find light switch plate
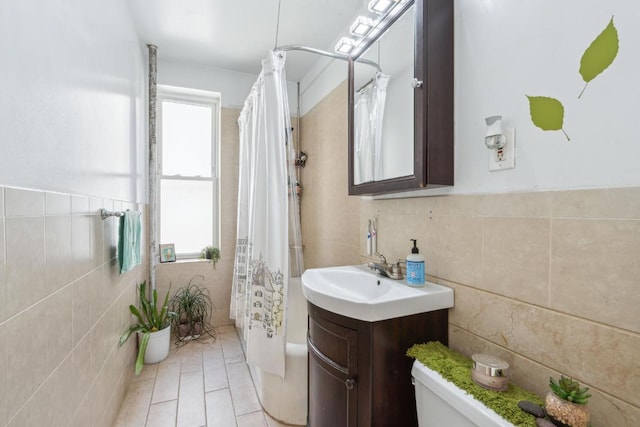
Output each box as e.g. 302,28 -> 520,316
489,128 -> 515,171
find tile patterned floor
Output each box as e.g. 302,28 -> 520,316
114,325 -> 297,427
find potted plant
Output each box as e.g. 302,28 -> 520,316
199,246 -> 220,268
119,281 -> 176,375
545,375 -> 591,427
169,275 -> 214,342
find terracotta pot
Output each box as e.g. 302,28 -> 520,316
193,322 -> 203,336
177,322 -> 203,339
177,324 -> 189,337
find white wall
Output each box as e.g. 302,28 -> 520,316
299,57 -> 346,116
0,0 -> 146,202
158,59 -> 300,113
448,0 -> 640,195
301,0 -> 640,195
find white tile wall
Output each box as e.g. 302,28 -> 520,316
5,217 -> 46,316
45,192 -> 71,216
71,194 -> 91,215
4,188 -> 44,217
0,323 -> 6,426
0,218 -> 5,323
0,185 -> 144,427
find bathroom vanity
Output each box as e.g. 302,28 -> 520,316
301,265 -> 454,426
307,302 -> 448,427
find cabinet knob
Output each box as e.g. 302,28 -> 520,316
411,78 -> 423,89
345,378 -> 356,390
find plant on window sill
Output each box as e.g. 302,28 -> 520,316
199,246 -> 220,268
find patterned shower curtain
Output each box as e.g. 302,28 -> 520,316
231,51 -> 303,377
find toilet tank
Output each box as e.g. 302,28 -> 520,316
411,360 -> 516,427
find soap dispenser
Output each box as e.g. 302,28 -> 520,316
406,239 -> 425,286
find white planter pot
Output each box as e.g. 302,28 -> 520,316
138,325 -> 171,364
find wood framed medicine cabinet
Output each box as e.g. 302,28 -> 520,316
348,0 -> 453,196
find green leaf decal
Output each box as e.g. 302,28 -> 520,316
579,16 -> 619,98
526,95 -> 570,141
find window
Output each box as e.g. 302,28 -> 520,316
158,86 -> 220,258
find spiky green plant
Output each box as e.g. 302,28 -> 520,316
549,375 -> 591,405
169,275 -> 214,341
119,281 -> 176,375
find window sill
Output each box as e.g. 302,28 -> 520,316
159,258 -> 212,265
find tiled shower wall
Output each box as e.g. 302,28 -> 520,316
301,83 -> 640,426
300,81 -> 361,269
0,186 -> 145,427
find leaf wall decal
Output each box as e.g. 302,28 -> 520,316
526,95 -> 570,141
579,16 -> 619,98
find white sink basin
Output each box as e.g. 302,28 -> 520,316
301,265 -> 454,322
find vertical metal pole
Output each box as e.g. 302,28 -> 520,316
148,44 -> 158,290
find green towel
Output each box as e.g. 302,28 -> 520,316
118,211 -> 141,274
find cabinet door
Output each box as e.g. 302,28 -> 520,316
308,311 -> 358,370
308,310 -> 359,427
308,338 -> 358,427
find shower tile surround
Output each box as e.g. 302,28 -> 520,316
299,81 -> 361,269
0,186 -> 145,427
300,83 -> 640,426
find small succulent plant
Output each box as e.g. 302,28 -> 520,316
549,375 -> 591,405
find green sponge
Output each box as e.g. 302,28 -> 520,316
407,341 -> 544,427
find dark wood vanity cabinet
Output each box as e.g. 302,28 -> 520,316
307,302 -> 449,427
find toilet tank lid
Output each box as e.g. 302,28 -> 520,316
411,360 -> 516,427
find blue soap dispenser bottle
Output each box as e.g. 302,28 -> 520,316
406,239 -> 425,286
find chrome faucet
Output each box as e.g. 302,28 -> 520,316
367,252 -> 403,280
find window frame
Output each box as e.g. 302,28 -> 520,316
157,85 -> 221,259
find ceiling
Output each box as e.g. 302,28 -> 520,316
127,0 -> 366,82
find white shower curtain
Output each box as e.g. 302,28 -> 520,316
371,72 -> 389,181
354,71 -> 390,183
354,89 -> 373,183
231,51 -> 303,377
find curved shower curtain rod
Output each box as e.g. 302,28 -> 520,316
274,45 -> 383,73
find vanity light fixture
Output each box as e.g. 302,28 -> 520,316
368,0 -> 400,15
336,0 -> 407,56
335,37 -> 357,54
350,16 -> 376,37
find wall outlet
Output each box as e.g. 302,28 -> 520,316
489,128 -> 515,171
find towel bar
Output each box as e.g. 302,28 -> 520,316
100,208 -> 125,220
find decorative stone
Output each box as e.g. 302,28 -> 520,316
518,400 -> 546,418
536,418 -> 556,427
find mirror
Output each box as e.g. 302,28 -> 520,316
352,5 -> 414,185
348,0 -> 454,195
